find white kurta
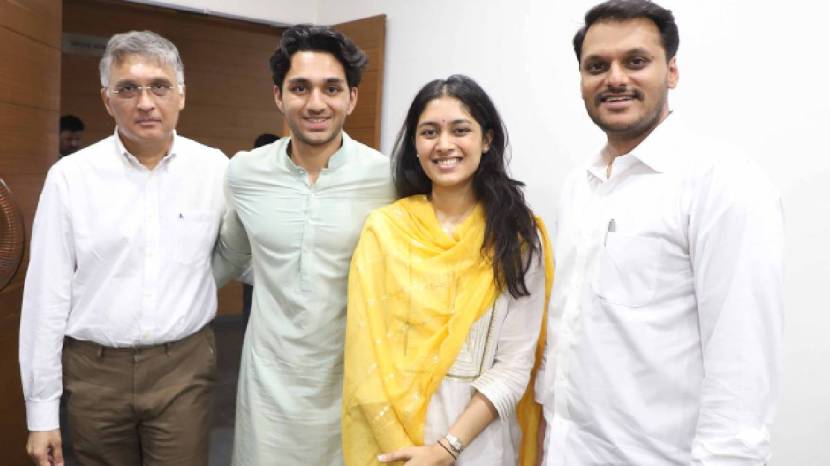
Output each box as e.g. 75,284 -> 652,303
214,134 -> 394,466
423,251 -> 547,466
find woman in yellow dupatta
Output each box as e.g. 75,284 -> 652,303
343,75 -> 553,466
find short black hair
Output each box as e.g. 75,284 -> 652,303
573,0 -> 679,63
60,114 -> 85,132
253,133 -> 279,148
269,24 -> 367,89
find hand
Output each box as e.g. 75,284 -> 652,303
378,444 -> 455,465
26,430 -> 64,466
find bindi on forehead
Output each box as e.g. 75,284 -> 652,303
418,117 -> 473,128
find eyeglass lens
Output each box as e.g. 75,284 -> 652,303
113,83 -> 173,98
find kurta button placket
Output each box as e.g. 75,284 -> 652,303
298,180 -> 317,292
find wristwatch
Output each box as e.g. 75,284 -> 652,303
444,434 -> 464,455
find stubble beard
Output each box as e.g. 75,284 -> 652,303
587,87 -> 669,143
289,120 -> 342,149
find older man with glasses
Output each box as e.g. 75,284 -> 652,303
19,30 -> 227,466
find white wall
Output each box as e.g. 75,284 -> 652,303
135,1 -> 830,463
317,2 -> 830,465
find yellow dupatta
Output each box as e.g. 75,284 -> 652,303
342,195 -> 553,466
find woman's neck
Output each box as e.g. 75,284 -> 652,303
430,184 -> 477,235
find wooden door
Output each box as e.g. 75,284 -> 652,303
335,15 -> 386,150
0,0 -> 62,463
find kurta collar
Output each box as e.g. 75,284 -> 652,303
279,131 -> 353,174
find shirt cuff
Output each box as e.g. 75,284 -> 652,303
26,399 -> 61,431
471,373 -> 516,420
690,426 -> 771,465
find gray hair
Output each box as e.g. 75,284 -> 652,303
99,30 -> 185,88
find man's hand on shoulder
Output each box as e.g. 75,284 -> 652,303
26,430 -> 63,466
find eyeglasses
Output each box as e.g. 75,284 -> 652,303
110,83 -> 176,99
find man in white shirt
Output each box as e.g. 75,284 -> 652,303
537,1 -> 784,464
20,31 -> 227,466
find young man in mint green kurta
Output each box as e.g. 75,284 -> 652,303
212,25 -> 393,466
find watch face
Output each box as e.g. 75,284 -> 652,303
445,434 -> 463,452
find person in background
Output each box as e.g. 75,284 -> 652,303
253,132 -> 279,149
212,24 -> 394,466
536,1 -> 784,464
21,30 -> 227,466
342,74 -> 553,466
58,114 -> 85,157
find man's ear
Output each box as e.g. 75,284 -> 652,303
667,56 -> 679,89
178,84 -> 186,111
347,87 -> 359,115
273,85 -> 284,113
101,87 -> 115,118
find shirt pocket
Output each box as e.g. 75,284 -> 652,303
174,209 -> 215,265
592,232 -> 663,307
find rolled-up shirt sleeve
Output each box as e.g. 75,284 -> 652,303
19,166 -> 75,431
689,160 -> 784,465
472,250 -> 547,419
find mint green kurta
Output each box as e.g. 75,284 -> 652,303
214,133 -> 394,466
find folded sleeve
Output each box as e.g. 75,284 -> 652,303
472,250 -> 547,419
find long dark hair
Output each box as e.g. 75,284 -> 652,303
392,75 -> 540,298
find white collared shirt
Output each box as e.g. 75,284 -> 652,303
19,129 -> 228,431
537,115 -> 784,465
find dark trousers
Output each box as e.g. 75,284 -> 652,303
62,326 -> 217,466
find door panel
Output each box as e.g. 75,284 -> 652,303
0,1 -> 62,463
335,15 -> 386,150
